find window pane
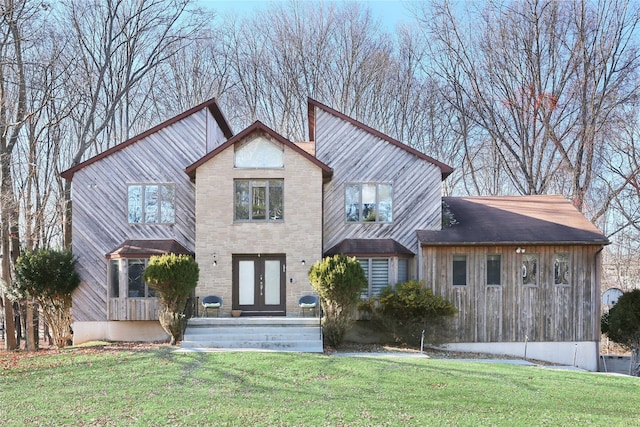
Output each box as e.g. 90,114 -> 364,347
160,185 -> 175,223
235,181 -> 250,220
239,260 -> 255,305
378,184 -> 393,222
371,259 -> 389,296
269,180 -> 284,220
487,254 -> 501,285
234,137 -> 284,168
522,254 -> 538,285
345,184 -> 360,222
357,258 -> 370,299
361,184 -> 377,222
554,253 -> 569,285
397,258 -> 409,283
144,185 -> 159,223
252,181 -> 267,220
109,260 -> 120,298
128,185 -> 142,223
264,260 -> 281,305
453,255 -> 466,286
128,259 -> 146,297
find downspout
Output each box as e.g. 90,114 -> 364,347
595,246 -> 604,371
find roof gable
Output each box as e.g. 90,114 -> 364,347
417,195 -> 609,246
307,98 -> 453,180
60,98 -> 233,180
185,120 -> 332,180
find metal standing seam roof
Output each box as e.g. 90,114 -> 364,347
417,195 -> 609,246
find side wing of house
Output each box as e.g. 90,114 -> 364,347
308,99 -> 452,298
418,195 -> 609,370
62,100 -> 230,343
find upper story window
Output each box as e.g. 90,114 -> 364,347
235,179 -> 284,221
522,254 -> 538,286
128,184 -> 175,224
234,136 -> 284,168
345,183 -> 393,223
554,253 -> 569,285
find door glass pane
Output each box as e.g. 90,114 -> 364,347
554,253 -> 569,285
522,254 -> 538,286
239,260 -> 255,305
252,181 -> 267,220
264,260 -> 281,305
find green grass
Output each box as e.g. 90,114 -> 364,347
1,345 -> 638,426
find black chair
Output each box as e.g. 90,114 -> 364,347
298,295 -> 318,317
201,295 -> 223,317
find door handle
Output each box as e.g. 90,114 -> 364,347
259,274 -> 264,296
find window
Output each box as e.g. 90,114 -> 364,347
522,254 -> 538,286
397,258 -> 409,283
235,179 -> 284,221
234,136 -> 284,168
345,183 -> 393,222
128,184 -> 175,224
109,258 -> 157,298
487,254 -> 501,285
358,258 -> 390,299
452,255 -> 467,286
554,253 -> 569,285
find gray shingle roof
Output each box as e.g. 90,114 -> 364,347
417,195 -> 609,246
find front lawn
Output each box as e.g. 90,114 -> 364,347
1,344 -> 638,426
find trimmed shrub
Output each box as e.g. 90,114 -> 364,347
376,280 -> 457,346
308,255 -> 367,347
143,254 -> 199,345
602,289 -> 640,376
14,249 -> 80,348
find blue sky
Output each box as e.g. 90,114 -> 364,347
198,0 -> 418,31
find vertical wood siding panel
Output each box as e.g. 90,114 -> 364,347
421,244 -> 600,344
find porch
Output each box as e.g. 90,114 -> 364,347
181,316 -> 324,352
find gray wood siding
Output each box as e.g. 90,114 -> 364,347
421,245 -> 601,343
71,108 -> 227,322
314,108 -> 442,253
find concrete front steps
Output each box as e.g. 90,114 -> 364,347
181,317 -> 323,353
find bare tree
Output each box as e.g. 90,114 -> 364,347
56,0 -> 211,247
421,0 -> 640,217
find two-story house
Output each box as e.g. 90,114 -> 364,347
61,98 -> 608,370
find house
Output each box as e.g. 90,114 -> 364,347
61,98 -> 608,370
